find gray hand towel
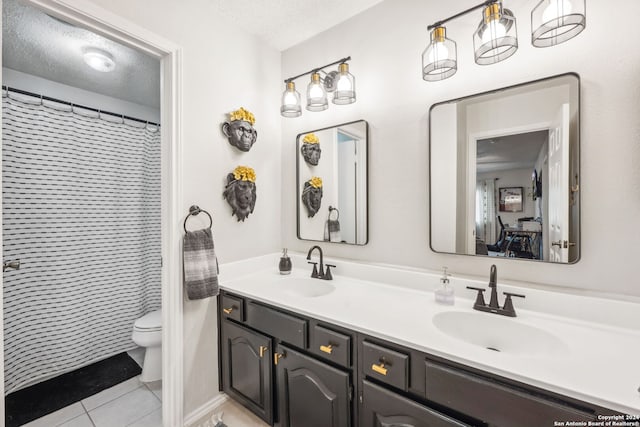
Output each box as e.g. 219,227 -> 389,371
183,228 -> 219,300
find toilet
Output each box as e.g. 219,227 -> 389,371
131,309 -> 162,382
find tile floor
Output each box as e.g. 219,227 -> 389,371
23,347 -> 268,427
22,376 -> 162,427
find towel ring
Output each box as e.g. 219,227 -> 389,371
328,206 -> 340,221
183,205 -> 213,232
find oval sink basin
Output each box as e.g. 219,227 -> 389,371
432,311 -> 567,356
274,277 -> 336,298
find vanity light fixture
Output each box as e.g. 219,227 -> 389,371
422,0 -> 586,82
473,2 -> 518,65
281,56 -> 355,118
82,47 -> 115,72
531,0 -> 586,47
422,26 -> 458,81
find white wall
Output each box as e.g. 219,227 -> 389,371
74,0 -> 282,415
281,0 -> 640,298
2,67 -> 160,123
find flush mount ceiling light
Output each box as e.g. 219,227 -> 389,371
531,0 -> 586,47
82,47 -> 115,72
421,0 -> 586,82
280,56 -> 356,118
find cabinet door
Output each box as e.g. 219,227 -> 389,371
276,344 -> 351,427
360,380 -> 469,427
220,319 -> 273,424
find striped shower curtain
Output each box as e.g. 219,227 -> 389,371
2,92 -> 161,394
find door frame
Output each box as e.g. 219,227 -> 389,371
0,0 -> 184,425
466,121 -> 551,253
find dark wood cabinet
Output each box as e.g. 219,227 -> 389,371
360,380 -> 470,427
218,290 -> 617,427
275,344 -> 352,427
220,318 -> 273,424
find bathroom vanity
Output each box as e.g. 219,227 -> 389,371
217,255 -> 639,427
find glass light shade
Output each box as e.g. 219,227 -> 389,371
473,3 -> 518,65
306,72 -> 328,112
83,48 -> 115,72
281,81 -> 301,118
531,0 -> 585,47
422,26 -> 457,82
333,63 -> 356,104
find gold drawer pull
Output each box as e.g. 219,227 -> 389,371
274,352 -> 285,365
259,346 -> 268,358
372,362 -> 388,376
320,344 -> 333,354
223,307 -> 234,314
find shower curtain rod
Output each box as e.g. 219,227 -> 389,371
2,85 -> 160,127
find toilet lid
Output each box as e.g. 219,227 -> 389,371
134,310 -> 162,331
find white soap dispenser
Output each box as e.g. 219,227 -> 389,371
435,267 -> 454,305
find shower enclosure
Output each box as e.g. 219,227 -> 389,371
2,88 -> 161,394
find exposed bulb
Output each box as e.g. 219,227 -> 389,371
542,0 -> 572,23
427,41 -> 449,63
283,91 -> 298,105
336,74 -> 352,91
309,83 -> 324,99
481,19 -> 506,44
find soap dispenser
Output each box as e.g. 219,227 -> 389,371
435,267 -> 454,305
279,248 -> 292,275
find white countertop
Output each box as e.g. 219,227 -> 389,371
219,253 -> 640,416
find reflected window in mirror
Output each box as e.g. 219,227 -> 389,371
429,74 -> 579,263
297,120 -> 368,245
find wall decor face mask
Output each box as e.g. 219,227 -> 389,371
302,176 -> 323,218
300,133 -> 321,165
221,107 -> 257,152
223,166 -> 257,221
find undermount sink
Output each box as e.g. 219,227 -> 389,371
273,277 -> 336,298
432,311 -> 568,356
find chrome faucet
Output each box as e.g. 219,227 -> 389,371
466,264 -> 525,317
306,245 -> 335,280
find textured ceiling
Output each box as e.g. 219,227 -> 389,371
212,0 -> 385,51
2,0 -> 160,108
477,131 -> 548,174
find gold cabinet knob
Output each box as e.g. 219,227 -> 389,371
259,345 -> 268,358
320,344 -> 334,354
371,362 -> 388,376
223,307 -> 234,314
274,352 -> 285,365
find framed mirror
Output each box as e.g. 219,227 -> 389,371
297,120 -> 368,245
429,73 -> 580,263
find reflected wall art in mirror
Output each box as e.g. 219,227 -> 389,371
297,120 -> 368,245
429,74 -> 580,263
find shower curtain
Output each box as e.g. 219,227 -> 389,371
2,92 -> 161,394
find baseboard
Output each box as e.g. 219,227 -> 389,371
183,393 -> 229,427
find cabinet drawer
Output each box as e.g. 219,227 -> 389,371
362,341 -> 409,391
309,324 -> 352,368
425,360 -> 596,427
246,302 -> 307,348
220,294 -> 244,322
361,380 -> 471,427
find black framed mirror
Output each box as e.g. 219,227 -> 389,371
296,120 -> 368,245
429,73 -> 580,263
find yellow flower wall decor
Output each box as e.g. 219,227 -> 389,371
303,133 -> 320,144
232,166 -> 256,183
309,176 -> 323,188
222,107 -> 258,152
229,107 -> 256,125
223,166 -> 257,222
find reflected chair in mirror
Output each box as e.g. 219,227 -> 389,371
487,216 -> 524,255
